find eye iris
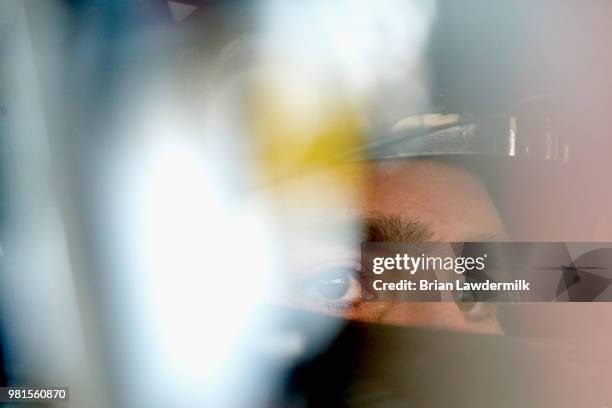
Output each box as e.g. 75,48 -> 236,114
316,270 -> 350,300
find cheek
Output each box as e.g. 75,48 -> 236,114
379,303 -> 502,334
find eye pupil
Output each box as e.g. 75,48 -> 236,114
316,270 -> 350,300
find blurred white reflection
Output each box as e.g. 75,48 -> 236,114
256,0 -> 435,97
108,80 -> 285,405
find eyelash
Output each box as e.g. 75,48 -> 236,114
324,299 -> 367,312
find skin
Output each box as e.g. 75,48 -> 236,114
270,158 -> 507,334
357,159 -> 506,333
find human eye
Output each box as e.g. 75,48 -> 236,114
297,261 -> 372,310
454,290 -> 498,322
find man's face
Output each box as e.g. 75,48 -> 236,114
273,158 -> 506,334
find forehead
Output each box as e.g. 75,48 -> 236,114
265,158 -> 505,241
362,159 -> 505,241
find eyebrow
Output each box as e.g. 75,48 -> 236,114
362,215 -> 505,243
363,215 -> 435,243
312,215 -> 503,246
